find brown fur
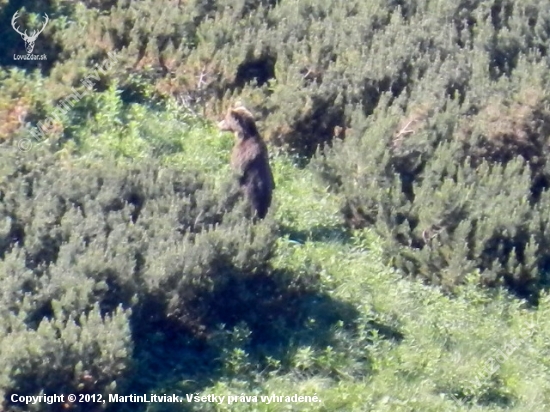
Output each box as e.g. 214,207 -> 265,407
218,106 -> 275,219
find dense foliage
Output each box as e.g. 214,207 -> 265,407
3,0 -> 550,410
3,0 -> 544,156
309,4 -> 550,301
0,143 -> 295,410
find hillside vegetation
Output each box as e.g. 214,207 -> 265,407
1,0 -> 550,411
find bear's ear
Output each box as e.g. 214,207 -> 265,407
230,106 -> 254,122
229,108 -> 246,126
233,100 -> 245,109
229,107 -> 258,137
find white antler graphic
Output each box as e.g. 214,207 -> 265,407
12,11 -> 49,54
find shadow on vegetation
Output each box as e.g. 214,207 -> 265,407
117,267 -> 400,412
233,56 -> 277,90
441,383 -> 515,410
280,222 -> 353,245
365,319 -> 405,343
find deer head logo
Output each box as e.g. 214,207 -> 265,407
11,11 -> 49,54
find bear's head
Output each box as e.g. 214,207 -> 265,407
218,106 -> 259,139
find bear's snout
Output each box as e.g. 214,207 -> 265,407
218,119 -> 229,131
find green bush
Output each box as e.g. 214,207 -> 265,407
7,0 -> 549,157
0,142 -> 284,410
313,55 -> 550,301
5,0 -> 550,408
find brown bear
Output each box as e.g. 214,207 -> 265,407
218,105 -> 275,219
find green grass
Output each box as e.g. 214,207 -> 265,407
26,88 -> 550,411
189,162 -> 548,411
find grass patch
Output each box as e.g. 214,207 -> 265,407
9,87 -> 550,412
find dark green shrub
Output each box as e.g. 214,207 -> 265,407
4,0 -> 550,306
313,56 -> 550,301
302,0 -> 550,299
12,0 -> 550,157
0,142 -> 282,410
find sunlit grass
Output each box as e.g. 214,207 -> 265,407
66,89 -> 550,412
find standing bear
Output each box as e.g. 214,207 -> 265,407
218,105 -> 275,219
